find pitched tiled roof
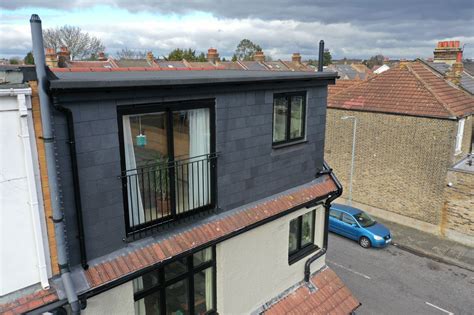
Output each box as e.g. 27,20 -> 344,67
425,61 -> 474,95
328,61 -> 474,119
0,287 -> 58,315
328,80 -> 360,96
261,267 -> 360,315
83,176 -> 336,289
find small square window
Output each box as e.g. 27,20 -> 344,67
288,210 -> 317,264
273,92 -> 306,146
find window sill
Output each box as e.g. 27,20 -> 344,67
288,244 -> 319,265
272,139 -> 308,150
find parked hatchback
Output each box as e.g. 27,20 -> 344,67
329,203 -> 391,248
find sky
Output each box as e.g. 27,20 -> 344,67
1,0 -> 473,61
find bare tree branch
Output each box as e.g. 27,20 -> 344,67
43,25 -> 105,60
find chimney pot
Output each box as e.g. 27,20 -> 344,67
98,52 -> 106,61
292,52 -> 302,64
253,50 -> 265,62
207,48 -> 219,64
45,47 -> 58,68
146,51 -> 154,63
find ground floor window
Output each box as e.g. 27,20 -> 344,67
288,210 -> 317,264
133,246 -> 216,315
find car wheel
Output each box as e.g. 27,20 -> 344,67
359,236 -> 371,248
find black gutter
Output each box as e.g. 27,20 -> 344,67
304,161 -> 343,282
51,94 -> 88,270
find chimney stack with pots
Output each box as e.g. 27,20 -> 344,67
45,48 -> 58,68
292,53 -> 302,64
207,48 -> 219,64
446,50 -> 464,85
433,40 -> 462,65
146,51 -> 154,64
98,52 -> 107,61
253,50 -> 265,62
57,46 -> 70,68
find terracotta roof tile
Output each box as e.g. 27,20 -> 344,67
329,61 -> 473,118
263,268 -> 359,315
83,176 -> 336,289
0,287 -> 58,315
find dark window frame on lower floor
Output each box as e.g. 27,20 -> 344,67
288,210 -> 317,265
272,91 -> 307,147
132,246 -> 217,315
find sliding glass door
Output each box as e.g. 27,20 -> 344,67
119,100 -> 215,235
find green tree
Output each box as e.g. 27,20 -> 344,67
365,54 -> 384,69
167,48 -> 207,62
234,39 -> 262,61
24,52 -> 34,65
9,58 -> 20,65
323,50 -> 332,66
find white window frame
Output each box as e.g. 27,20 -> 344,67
455,118 -> 465,155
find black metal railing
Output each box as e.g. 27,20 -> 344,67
121,153 -> 217,235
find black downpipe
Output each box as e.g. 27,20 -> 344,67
318,40 -> 325,72
51,95 -> 88,269
304,161 -> 342,282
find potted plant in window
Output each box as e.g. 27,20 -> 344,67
148,153 -> 171,217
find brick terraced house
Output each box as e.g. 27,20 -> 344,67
325,41 -> 473,246
0,15 -> 360,314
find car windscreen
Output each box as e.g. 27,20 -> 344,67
354,212 -> 376,227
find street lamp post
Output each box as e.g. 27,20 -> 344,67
341,116 -> 357,206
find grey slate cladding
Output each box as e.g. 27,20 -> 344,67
52,83 -> 328,265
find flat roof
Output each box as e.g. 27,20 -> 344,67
49,69 -> 338,90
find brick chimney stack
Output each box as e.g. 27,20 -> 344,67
207,48 -> 219,64
433,40 -> 462,65
292,53 -> 302,64
45,48 -> 58,68
58,46 -> 71,60
253,50 -> 265,62
146,51 -> 154,64
446,50 -> 464,85
98,52 -> 107,61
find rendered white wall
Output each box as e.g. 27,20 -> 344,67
0,94 -> 48,296
83,281 -> 135,315
216,205 -> 326,314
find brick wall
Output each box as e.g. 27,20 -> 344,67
30,81 -> 59,275
443,169 -> 474,236
325,108 -> 456,225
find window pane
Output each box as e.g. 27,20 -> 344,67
342,213 -> 356,225
194,267 -> 214,314
273,97 -> 288,143
288,217 -> 299,253
173,109 -> 211,214
133,270 -> 159,294
290,96 -> 304,139
194,248 -> 212,266
329,209 -> 341,220
165,279 -> 189,315
164,258 -> 187,281
135,291 -> 161,315
301,211 -> 314,246
124,112 -> 170,227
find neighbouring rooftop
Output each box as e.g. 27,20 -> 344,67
328,60 -> 474,119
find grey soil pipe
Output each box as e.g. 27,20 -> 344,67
30,14 -> 81,314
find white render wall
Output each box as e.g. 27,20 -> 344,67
216,205 -> 326,315
0,92 -> 50,296
83,281 -> 135,315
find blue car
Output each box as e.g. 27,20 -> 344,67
329,203 -> 391,248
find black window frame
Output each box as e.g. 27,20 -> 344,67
288,210 -> 318,265
117,99 -> 217,237
133,246 -> 217,315
272,91 -> 307,146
